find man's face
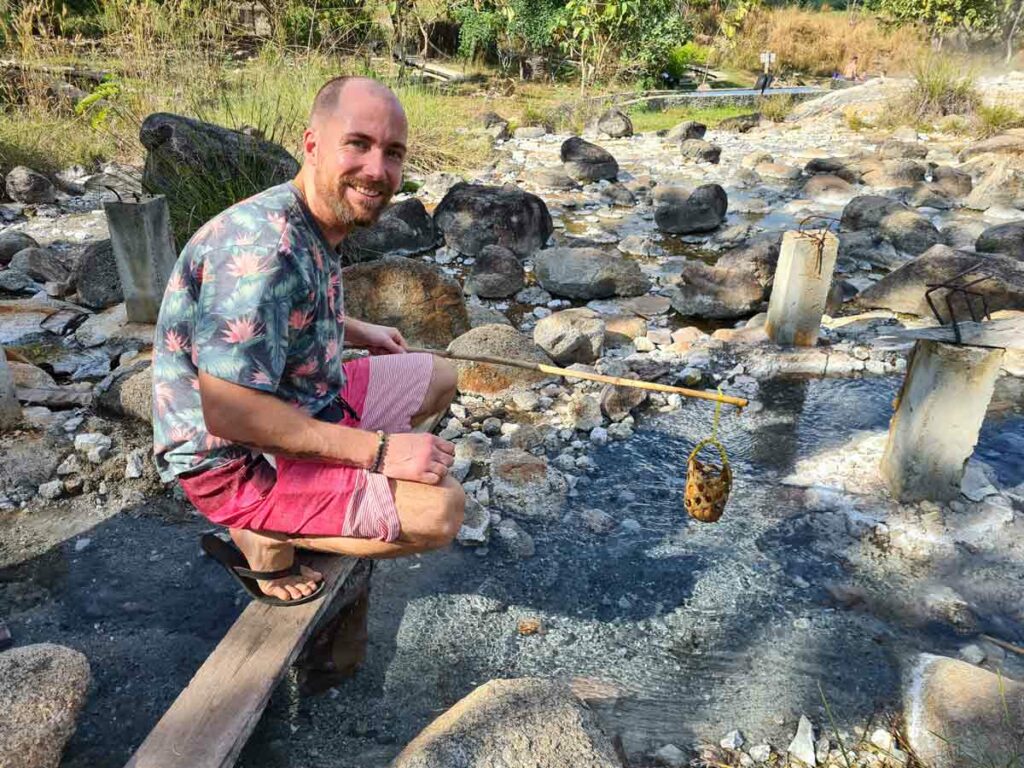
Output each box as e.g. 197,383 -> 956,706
310,86 -> 408,229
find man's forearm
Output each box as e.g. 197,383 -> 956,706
198,371 -> 378,467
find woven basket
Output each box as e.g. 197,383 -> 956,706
684,438 -> 732,523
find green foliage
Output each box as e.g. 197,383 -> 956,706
74,75 -> 122,129
276,0 -> 377,49
976,103 -> 1024,136
909,54 -> 980,116
452,2 -> 503,59
871,0 -> 997,34
665,41 -> 710,80
757,94 -> 794,121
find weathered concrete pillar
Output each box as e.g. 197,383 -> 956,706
764,229 -> 839,346
104,195 -> 177,323
881,340 -> 1004,502
0,347 -> 21,431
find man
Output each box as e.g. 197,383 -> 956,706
843,54 -> 861,81
152,77 -> 465,605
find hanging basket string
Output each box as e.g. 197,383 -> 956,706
685,388 -> 733,524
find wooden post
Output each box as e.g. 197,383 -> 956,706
765,229 -> 839,347
104,195 -> 177,324
0,346 -> 21,431
881,340 -> 1004,502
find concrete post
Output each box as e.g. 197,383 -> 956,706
104,195 -> 177,323
764,229 -> 839,347
881,340 -> 1004,502
0,347 -> 22,431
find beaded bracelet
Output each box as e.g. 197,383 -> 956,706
370,430 -> 389,473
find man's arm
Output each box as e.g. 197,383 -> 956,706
198,372 -> 455,484
344,318 -> 408,354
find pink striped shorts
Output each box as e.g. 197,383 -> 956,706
178,352 -> 434,541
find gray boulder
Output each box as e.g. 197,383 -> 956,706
856,245 -> 1024,317
434,183 -> 553,258
448,324 -> 552,397
878,139 -> 929,160
715,233 -> 782,288
339,198 -> 440,264
465,245 -> 525,298
596,108 -> 633,138
803,174 -> 855,202
679,139 -> 721,164
533,308 -> 605,365
73,239 -> 123,309
670,261 -> 765,319
717,113 -> 760,132
490,451 -> 568,521
861,159 -> 927,188
5,166 -> 56,204
0,269 -> 41,296
0,231 -> 39,266
838,230 -> 903,270
958,133 -> 1024,162
560,137 -> 619,182
343,257 -> 469,349
9,247 -> 70,284
841,195 -> 940,255
906,183 -> 956,210
932,166 -> 972,198
0,643 -> 91,768
392,678 -> 621,768
666,120 -> 706,142
804,157 -> 863,184
139,111 -> 298,209
965,166 -> 1024,211
976,221 -> 1024,259
532,168 -> 580,191
654,184 -> 728,234
534,247 -> 650,300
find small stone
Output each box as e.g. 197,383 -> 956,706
87,445 -> 109,464
721,730 -> 745,750
654,743 -> 687,767
870,728 -> 894,752
749,744 -> 772,762
581,508 -> 615,533
788,716 -> 816,766
620,518 -> 641,533
482,417 -> 503,436
633,336 -> 655,352
815,735 -> 830,764
124,451 -> 145,479
589,426 -> 609,446
56,454 -> 81,476
74,537 -> 91,552
74,432 -> 111,454
511,391 -> 541,411
38,480 -> 64,500
958,644 -> 986,665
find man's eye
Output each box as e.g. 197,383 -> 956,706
349,140 -> 368,150
388,150 -> 405,160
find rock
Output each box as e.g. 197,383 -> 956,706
958,133 -> 1024,162
863,159 -> 927,188
976,221 -> 1024,259
856,245 -> 1024,316
715,234 -> 782,288
0,231 -> 39,266
490,449 -> 568,521
755,162 -> 801,181
654,743 -> 688,767
392,677 -> 620,768
456,497 -> 490,546
741,151 -> 774,168
532,168 -> 580,190
481,111 -> 507,129
805,157 -> 863,184
787,716 -> 816,766
73,239 -> 122,310
38,479 -> 64,500
533,308 -> 605,365
965,166 -> 1024,211
343,257 -> 469,348
803,174 -> 855,203
671,261 -> 765,319
561,137 -> 619,182
879,139 -> 928,160
932,166 -> 972,198
0,643 -> 90,768
487,120 -> 511,141
434,183 -> 553,258
559,392 -> 602,431
907,182 -> 956,210
718,113 -> 760,132
655,184 -> 727,234
466,302 -> 511,328
601,182 -> 636,207
679,139 -> 721,164
73,303 -> 152,350
748,744 -> 772,762
139,113 -> 298,222
5,166 -> 57,204
124,450 -> 146,480
839,230 -> 902,270
600,381 -> 646,421
841,195 -> 940,255
448,325 -> 552,397
493,518 -> 535,558
957,644 -> 986,665
903,654 -> 1023,768
95,362 -> 153,423
597,108 -> 632,138
338,198 -> 440,263
465,245 -> 525,298
533,247 -> 650,300
514,125 -> 548,140
419,171 -> 463,199
666,121 -> 706,142
9,247 -> 70,284
721,730 -> 745,750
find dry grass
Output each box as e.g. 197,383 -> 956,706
726,8 -> 927,77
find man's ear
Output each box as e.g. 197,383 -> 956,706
302,127 -> 318,165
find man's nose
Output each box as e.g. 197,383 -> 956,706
360,148 -> 388,181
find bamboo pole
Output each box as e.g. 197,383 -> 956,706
408,347 -> 748,410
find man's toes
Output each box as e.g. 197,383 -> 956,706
300,565 -> 323,583
263,582 -> 292,601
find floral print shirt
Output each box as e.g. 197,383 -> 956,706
152,182 -> 345,482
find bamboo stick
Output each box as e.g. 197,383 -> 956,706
408,347 -> 748,410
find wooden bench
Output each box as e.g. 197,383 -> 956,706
125,554 -> 372,768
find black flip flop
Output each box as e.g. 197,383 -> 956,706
200,533 -> 325,607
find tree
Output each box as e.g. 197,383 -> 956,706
872,0 -> 997,40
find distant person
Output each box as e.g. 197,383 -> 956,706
843,54 -> 862,82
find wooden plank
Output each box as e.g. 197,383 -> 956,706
125,554 -> 359,768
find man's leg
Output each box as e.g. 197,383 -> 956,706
409,356 -> 457,431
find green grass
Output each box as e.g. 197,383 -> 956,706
627,103 -> 758,133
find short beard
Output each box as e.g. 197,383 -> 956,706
317,172 -> 392,229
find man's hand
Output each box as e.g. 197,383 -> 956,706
381,433 -> 455,485
346,318 -> 407,355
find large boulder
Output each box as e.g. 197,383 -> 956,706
838,230 -> 903,270
5,166 -> 56,204
448,324 -> 552,397
856,245 -> 1024,317
803,174 -> 855,204
560,137 -> 619,182
0,231 -> 39,266
9,247 -> 70,284
533,247 -> 650,300
932,166 -> 972,198
679,139 -> 721,164
715,233 -> 782,288
0,643 -> 91,768
965,166 -> 1024,211
861,159 -> 927,188
533,308 -> 605,365
804,156 -> 864,184
666,120 -> 706,142
976,221 -> 1024,259
490,451 -> 569,521
392,678 -> 621,768
903,654 -> 1023,768
654,184 -> 728,234
73,239 -> 122,310
343,256 -> 470,349
96,362 -> 153,423
670,261 -> 765,319
139,112 -> 299,207
879,138 -> 928,160
958,133 -> 1024,162
841,195 -> 940,255
433,183 -> 553,258
717,113 -> 760,132
596,108 -> 632,138
465,245 -> 525,298
338,198 -> 440,264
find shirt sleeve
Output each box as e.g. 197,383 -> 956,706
192,245 -> 307,393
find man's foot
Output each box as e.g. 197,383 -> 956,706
229,528 -> 323,602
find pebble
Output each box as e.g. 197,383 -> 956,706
56,454 -> 81,476
589,426 -> 609,445
38,480 -> 64,500
958,643 -> 986,665
815,735 -> 830,764
620,518 -> 642,533
721,730 -> 745,749
511,391 -> 540,411
124,451 -> 145,479
869,728 -> 894,752
788,715 -> 816,766
581,508 -> 616,533
748,744 -> 772,762
654,744 -> 687,767
75,432 -> 112,453
74,537 -> 91,552
87,445 -> 110,464
482,417 -> 502,436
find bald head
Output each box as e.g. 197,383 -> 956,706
309,76 -> 404,129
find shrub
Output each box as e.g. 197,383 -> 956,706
758,94 -> 795,122
843,107 -> 872,131
907,54 -> 980,118
976,104 -> 1024,136
665,41 -> 711,81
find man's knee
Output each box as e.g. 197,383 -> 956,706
427,479 -> 464,547
432,357 -> 457,403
